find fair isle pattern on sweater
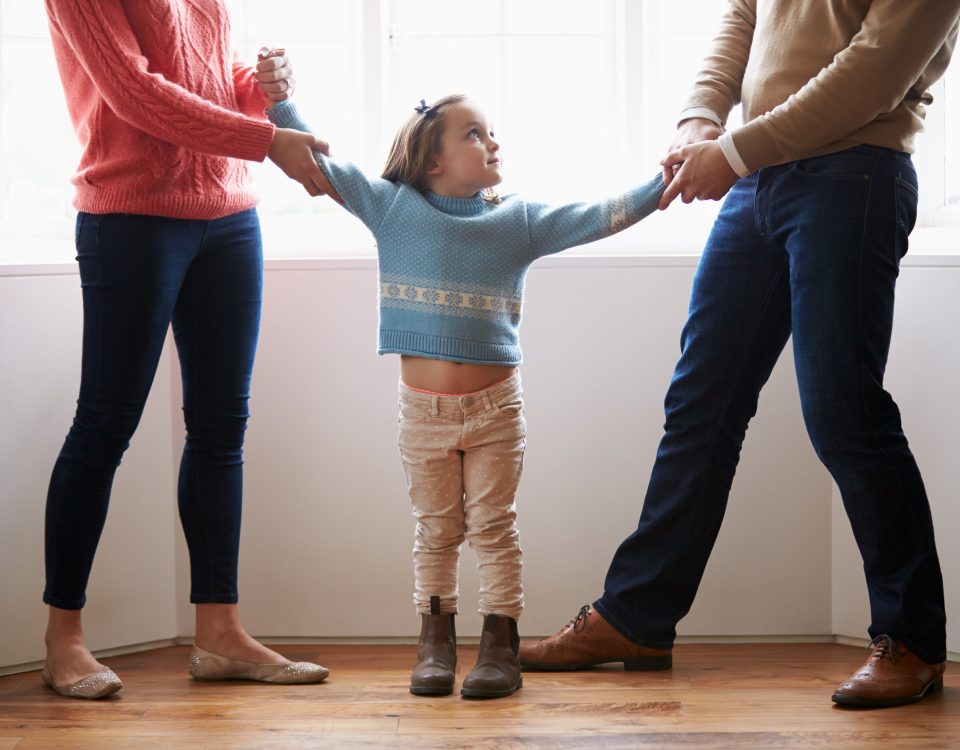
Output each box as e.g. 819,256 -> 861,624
269,100 -> 664,366
381,273 -> 523,324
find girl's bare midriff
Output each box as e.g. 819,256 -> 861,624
401,355 -> 516,394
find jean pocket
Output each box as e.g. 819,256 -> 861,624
74,213 -> 103,286
496,397 -> 524,416
894,176 -> 918,242
789,151 -> 873,181
74,213 -> 87,246
399,402 -> 428,421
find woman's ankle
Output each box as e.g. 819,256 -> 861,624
45,607 -> 87,649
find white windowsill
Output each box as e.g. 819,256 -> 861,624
2,214 -> 959,277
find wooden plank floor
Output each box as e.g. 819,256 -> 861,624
0,643 -> 957,749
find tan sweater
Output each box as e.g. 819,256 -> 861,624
681,0 -> 960,172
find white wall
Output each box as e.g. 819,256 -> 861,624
1,253 -> 955,670
831,259 -> 960,657
0,269 -> 179,670
221,257 -> 830,641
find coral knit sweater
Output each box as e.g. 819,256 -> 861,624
45,0 -> 276,220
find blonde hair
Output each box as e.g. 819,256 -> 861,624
381,94 -> 500,203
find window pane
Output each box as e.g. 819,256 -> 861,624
1,2 -> 50,37
0,37 -> 77,223
945,73 -> 959,206
245,0 -> 357,41
388,37 -> 502,126
504,0 -> 607,35
655,0 -> 730,35
393,0 -> 502,36
502,37 -> 612,201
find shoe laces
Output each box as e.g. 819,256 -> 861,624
570,605 -> 590,633
868,634 -> 900,663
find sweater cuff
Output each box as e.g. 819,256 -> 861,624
729,117 -> 784,174
680,91 -> 732,125
679,107 -> 724,129
232,119 -> 276,162
266,100 -> 303,130
718,132 -> 751,178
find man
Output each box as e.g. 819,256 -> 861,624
521,0 -> 959,707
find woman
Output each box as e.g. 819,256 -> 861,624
42,0 -> 329,698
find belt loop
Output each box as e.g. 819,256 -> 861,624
483,392 -> 495,414
431,395 -> 439,418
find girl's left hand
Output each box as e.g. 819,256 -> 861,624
256,47 -> 295,103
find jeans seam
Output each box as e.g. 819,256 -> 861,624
855,155 -> 928,573
855,155 -> 913,501
853,155 -> 939,654
90,215 -> 104,429
186,221 -> 219,602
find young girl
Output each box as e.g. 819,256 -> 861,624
268,95 -> 664,698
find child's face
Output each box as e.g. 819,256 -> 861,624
427,101 -> 502,197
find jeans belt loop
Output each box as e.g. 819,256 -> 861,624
430,395 -> 439,418
483,392 -> 495,414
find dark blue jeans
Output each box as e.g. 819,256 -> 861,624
595,146 -> 946,664
44,209 -> 263,609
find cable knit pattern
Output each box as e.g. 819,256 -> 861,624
45,0 -> 275,219
269,101 -> 664,366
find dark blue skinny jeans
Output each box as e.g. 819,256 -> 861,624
44,209 -> 263,609
595,146 -> 946,664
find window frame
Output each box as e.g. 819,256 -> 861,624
1,1 -> 957,266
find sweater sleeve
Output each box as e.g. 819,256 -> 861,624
679,0 -> 756,127
267,100 -> 400,232
732,0 -> 960,171
232,52 -> 269,118
526,174 -> 664,259
45,0 -> 275,162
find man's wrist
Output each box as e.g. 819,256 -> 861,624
678,107 -> 724,129
718,132 -> 751,178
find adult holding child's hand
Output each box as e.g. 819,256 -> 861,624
256,47 -> 331,197
658,118 -> 737,209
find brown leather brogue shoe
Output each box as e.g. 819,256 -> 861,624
832,635 -> 946,707
519,605 -> 671,671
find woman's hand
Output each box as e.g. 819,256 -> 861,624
256,47 -> 295,103
268,128 -> 332,197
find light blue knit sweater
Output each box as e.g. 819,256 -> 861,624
269,100 -> 664,365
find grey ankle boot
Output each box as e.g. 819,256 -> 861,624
461,614 -> 522,698
410,596 -> 457,696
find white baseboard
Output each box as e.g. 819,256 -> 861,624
4,633 -> 954,677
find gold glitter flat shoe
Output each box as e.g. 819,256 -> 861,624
188,645 -> 329,684
41,666 -> 123,699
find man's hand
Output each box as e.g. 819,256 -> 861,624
659,139 -> 739,210
267,128 -> 331,197
256,47 -> 295,103
661,117 -> 725,186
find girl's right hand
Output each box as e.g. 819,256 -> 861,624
268,128 -> 332,197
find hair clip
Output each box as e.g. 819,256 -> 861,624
414,99 -> 435,117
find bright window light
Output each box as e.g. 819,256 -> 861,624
1,0 -> 957,264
